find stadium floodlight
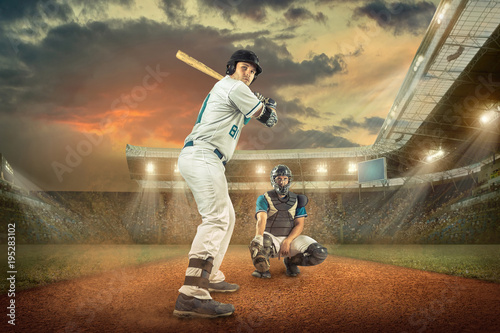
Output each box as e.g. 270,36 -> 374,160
174,163 -> 179,173
413,55 -> 424,72
480,114 -> 490,125
256,166 -> 266,174
437,3 -> 450,24
146,162 -> 155,174
5,160 -> 14,175
480,110 -> 499,125
425,149 -> 444,163
348,162 -> 357,174
317,163 -> 327,173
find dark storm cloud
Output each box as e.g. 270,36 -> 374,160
0,9 -> 353,190
324,124 -> 349,135
363,116 -> 385,133
239,96 -> 359,150
159,0 -> 194,25
198,0 -> 297,23
1,20 -> 209,114
289,129 -> 359,148
0,68 -> 32,87
273,32 -> 297,40
69,0 -> 135,20
340,115 -> 384,134
246,38 -> 346,92
352,1 -> 436,36
277,98 -> 321,118
0,0 -> 134,29
0,0 -> 73,23
284,7 -> 327,24
0,19 -> 344,117
314,0 -> 364,3
0,1 -> 138,59
0,16 -> 349,175
0,0 -> 74,46
239,114 -> 359,150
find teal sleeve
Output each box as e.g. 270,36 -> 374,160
256,194 -> 268,213
295,206 -> 307,218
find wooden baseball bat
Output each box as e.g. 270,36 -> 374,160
175,50 -> 224,80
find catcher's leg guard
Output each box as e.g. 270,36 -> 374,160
289,243 -> 328,267
249,234 -> 274,273
305,243 -> 328,266
263,234 -> 274,254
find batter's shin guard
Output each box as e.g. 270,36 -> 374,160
183,257 -> 214,290
304,243 -> 328,266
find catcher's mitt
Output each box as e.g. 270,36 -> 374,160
249,240 -> 270,273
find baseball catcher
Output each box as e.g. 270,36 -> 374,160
249,165 -> 328,278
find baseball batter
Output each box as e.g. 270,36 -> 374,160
173,50 -> 278,318
249,165 -> 328,278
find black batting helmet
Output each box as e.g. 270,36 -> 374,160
270,165 -> 292,196
226,50 -> 262,83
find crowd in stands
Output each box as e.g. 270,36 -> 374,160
1,175 -> 499,245
0,186 -> 132,244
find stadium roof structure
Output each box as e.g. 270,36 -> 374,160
126,0 -> 500,190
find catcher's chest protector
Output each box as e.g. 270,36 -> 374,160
264,191 -> 297,236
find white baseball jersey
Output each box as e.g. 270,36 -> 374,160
184,75 -> 262,162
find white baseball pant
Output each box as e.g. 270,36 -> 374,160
177,146 -> 235,299
265,232 -> 317,258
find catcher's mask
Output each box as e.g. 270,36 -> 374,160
270,164 -> 292,196
226,49 -> 262,83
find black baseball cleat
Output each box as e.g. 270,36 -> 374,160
251,270 -> 271,279
208,281 -> 240,293
284,257 -> 300,277
173,293 -> 235,318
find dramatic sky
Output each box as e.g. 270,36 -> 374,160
0,0 -> 439,191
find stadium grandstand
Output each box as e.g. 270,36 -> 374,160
1,0 -> 499,246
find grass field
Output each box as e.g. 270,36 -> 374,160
1,244 -> 499,294
330,244 -> 500,283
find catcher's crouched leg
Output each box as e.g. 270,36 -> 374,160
249,234 -> 273,273
289,243 -> 328,267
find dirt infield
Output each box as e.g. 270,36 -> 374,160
2,246 -> 500,333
